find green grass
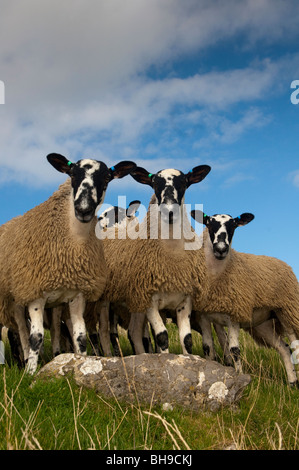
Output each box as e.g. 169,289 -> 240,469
1,324 -> 299,450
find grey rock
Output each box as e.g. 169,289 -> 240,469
35,353 -> 251,411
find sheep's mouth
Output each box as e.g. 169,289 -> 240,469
213,250 -> 229,260
75,209 -> 95,223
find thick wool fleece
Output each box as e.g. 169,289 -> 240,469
102,199 -> 205,314
193,231 -> 299,334
0,180 -> 107,327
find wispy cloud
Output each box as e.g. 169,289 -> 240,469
289,170 -> 299,189
0,1 -> 298,186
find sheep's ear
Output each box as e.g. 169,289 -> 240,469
190,210 -> 210,225
234,213 -> 255,227
126,200 -> 141,217
130,167 -> 154,187
47,153 -> 73,175
186,165 -> 211,188
109,161 -> 137,181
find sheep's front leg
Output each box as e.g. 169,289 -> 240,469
26,298 -> 46,374
176,296 -> 192,354
69,293 -> 87,355
226,321 -> 242,373
146,306 -> 169,353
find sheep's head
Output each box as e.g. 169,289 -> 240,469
98,200 -> 140,229
191,210 -> 254,260
131,165 -> 211,225
47,153 -> 136,223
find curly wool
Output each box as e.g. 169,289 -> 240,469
193,231 -> 299,334
0,179 -> 107,327
102,202 -> 205,314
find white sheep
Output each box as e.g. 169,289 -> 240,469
190,210 -> 299,386
102,164 -> 211,355
0,153 -> 136,373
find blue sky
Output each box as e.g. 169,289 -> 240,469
0,0 -> 298,277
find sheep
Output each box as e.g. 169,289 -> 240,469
73,199 -> 154,357
96,200 -> 156,356
102,164 -> 211,355
43,202 -> 146,358
190,210 -> 299,386
98,200 -> 141,230
0,153 -> 136,373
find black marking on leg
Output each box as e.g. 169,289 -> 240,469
230,346 -> 240,362
184,333 -> 192,354
142,337 -> 150,353
128,332 -> 136,355
156,330 -> 168,351
29,333 -> 43,351
203,343 -> 210,358
76,333 -> 87,353
89,333 -> 101,355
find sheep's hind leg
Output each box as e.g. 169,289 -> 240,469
26,299 -> 45,374
128,312 -> 147,354
69,293 -> 87,355
252,320 -> 298,387
194,312 -> 216,360
51,306 -> 62,357
97,301 -> 112,356
14,305 -> 30,363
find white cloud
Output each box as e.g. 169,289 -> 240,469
0,0 -> 298,186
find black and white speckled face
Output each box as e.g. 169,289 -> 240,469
98,206 -> 126,229
152,169 -> 187,224
131,164 -> 211,224
190,210 -> 255,260
47,153 -> 137,224
71,159 -> 110,223
206,214 -> 236,259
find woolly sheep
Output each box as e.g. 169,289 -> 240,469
102,164 -> 211,355
46,201 -> 149,358
98,200 -> 141,230
0,153 -> 136,373
96,200 -> 156,356
190,210 -> 299,385
78,199 -> 155,357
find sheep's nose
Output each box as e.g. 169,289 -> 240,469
160,203 -> 180,224
213,242 -> 229,259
